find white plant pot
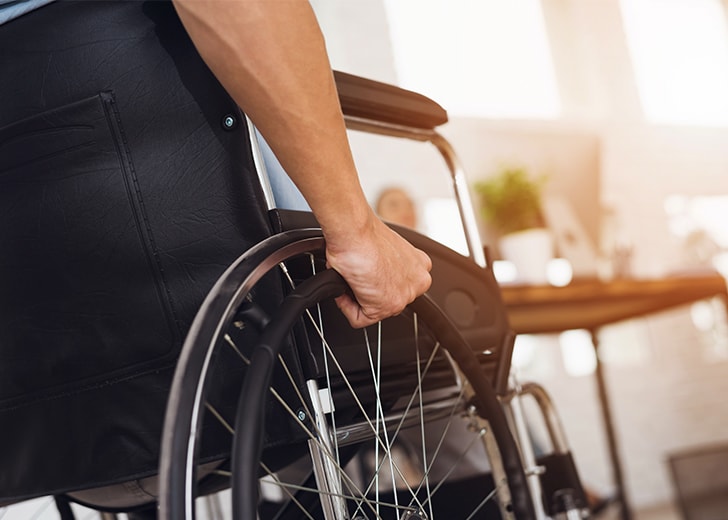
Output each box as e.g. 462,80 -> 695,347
499,228 -> 555,284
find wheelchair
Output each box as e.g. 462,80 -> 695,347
153,72 -> 593,520
0,3 -> 590,519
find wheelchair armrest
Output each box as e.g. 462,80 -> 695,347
334,70 -> 448,130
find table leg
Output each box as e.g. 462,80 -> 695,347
590,329 -> 632,520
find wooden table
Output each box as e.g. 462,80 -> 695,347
500,272 -> 728,520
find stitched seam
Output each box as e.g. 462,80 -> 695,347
100,90 -> 182,337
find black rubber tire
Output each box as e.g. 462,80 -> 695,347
159,229 -> 535,520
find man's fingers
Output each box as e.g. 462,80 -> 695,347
419,248 -> 433,274
334,291 -> 417,329
334,294 -> 377,329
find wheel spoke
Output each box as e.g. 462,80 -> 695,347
160,231 -> 529,520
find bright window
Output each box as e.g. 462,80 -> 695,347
383,0 -> 560,119
620,0 -> 728,126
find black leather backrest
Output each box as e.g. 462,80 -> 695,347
0,1 -> 272,501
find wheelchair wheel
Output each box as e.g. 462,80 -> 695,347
159,228 -> 535,520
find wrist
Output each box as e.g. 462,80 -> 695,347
317,201 -> 379,253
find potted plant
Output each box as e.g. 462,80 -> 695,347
474,167 -> 554,283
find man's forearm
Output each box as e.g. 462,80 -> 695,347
171,0 -> 432,327
171,0 -> 373,240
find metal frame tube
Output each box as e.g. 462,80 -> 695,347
344,116 -> 486,267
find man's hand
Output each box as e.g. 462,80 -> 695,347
325,213 -> 432,328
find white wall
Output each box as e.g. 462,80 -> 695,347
310,0 -> 397,84
311,0 -> 728,509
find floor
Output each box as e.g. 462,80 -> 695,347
0,491 -> 234,520
0,497 -> 106,520
599,501 -> 682,520
1,496 -> 682,519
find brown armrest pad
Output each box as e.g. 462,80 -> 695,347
334,70 -> 448,130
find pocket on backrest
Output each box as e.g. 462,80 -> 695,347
0,91 -> 179,409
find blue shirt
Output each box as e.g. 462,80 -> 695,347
0,0 -> 54,24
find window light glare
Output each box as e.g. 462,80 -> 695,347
664,194 -> 688,216
712,252 -> 728,279
620,0 -> 728,126
559,330 -> 597,377
493,260 -> 518,284
547,258 -> 573,287
691,301 -> 716,332
383,0 -> 560,119
512,334 -> 538,370
422,198 -> 469,256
